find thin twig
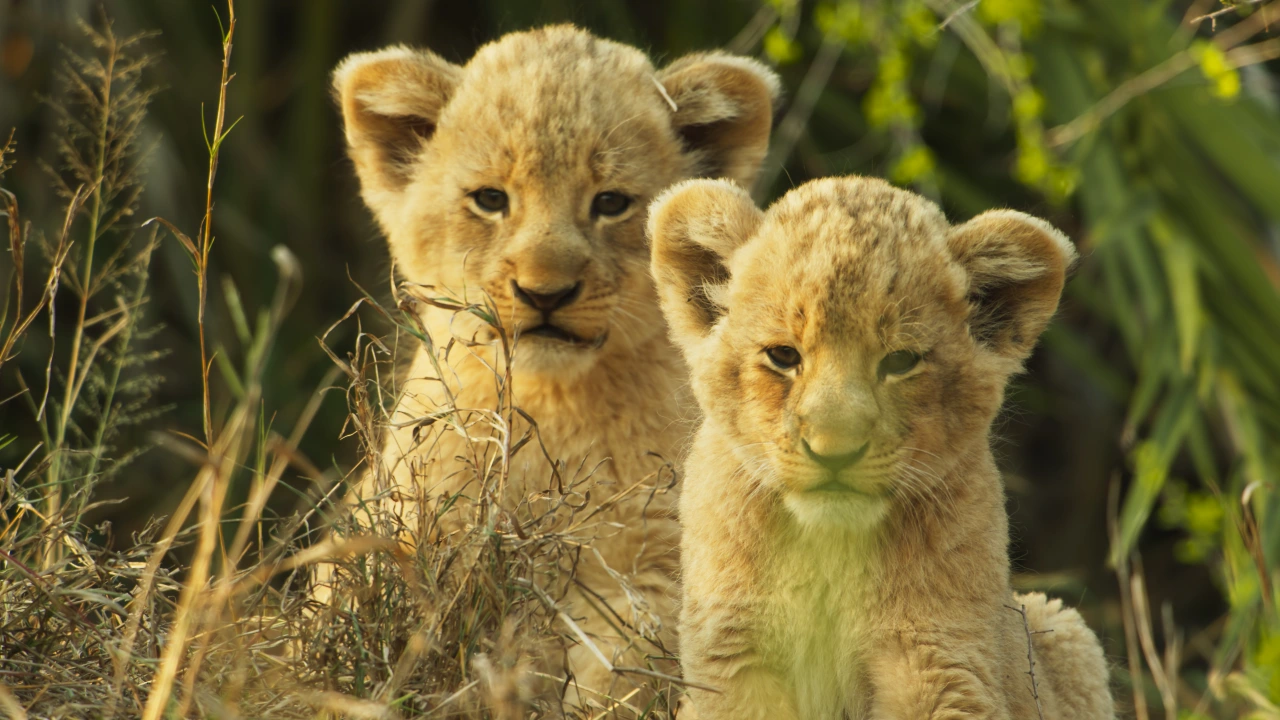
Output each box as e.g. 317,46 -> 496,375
1189,0 -> 1270,30
1214,2 -> 1280,50
1005,603 -> 1048,720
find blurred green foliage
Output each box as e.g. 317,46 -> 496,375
2,0 -> 1279,716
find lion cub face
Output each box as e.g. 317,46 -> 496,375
648,177 -> 1075,527
334,27 -> 777,376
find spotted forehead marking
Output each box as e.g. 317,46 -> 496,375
444,28 -> 670,184
758,177 -> 955,346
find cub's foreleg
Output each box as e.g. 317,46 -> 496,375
686,620 -> 793,712
867,635 -> 1007,720
678,598 -> 799,720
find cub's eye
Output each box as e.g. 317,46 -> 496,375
471,188 -> 509,213
765,346 -> 802,370
879,350 -> 922,378
591,191 -> 632,218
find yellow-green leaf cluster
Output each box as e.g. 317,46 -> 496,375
903,2 -> 937,48
1159,480 -> 1224,563
764,26 -> 803,65
864,45 -> 921,130
978,0 -> 1043,34
814,2 -> 869,42
1192,40 -> 1241,100
890,145 -> 936,185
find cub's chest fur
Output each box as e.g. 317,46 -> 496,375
760,531 -> 878,719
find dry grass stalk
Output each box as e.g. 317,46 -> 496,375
1129,569 -> 1182,720
1110,477 -> 1151,720
0,133 -> 80,382
1239,481 -> 1276,616
1108,473 -> 1195,720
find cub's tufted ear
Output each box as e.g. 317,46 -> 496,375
647,179 -> 763,348
333,46 -> 462,216
657,52 -> 780,188
947,210 -> 1077,361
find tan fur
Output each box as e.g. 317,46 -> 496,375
328,26 -> 778,708
648,177 -> 1113,719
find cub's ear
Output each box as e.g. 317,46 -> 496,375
647,179 -> 763,347
657,52 -> 780,188
333,46 -> 463,214
948,210 -> 1077,361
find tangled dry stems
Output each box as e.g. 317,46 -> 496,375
2,278 -> 682,718
1,10 -> 676,717
303,285 -> 682,718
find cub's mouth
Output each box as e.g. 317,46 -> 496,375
804,477 -> 882,498
518,323 -> 608,349
809,479 -> 858,494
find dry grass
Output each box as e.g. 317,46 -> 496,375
0,245 -> 678,717
0,11 -> 676,717
299,282 -> 682,718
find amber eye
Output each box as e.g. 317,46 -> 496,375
591,191 -> 632,218
879,350 -> 922,378
472,188 -> 508,213
765,346 -> 802,370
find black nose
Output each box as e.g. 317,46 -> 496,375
802,440 -> 869,473
511,280 -> 582,312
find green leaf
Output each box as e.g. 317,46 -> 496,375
1149,215 -> 1203,375
1113,380 -> 1198,565
220,275 -> 252,345
1161,89 -> 1280,221
213,345 -> 244,400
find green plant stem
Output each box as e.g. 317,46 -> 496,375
44,25 -> 118,566
197,7 -> 237,448
78,237 -> 156,518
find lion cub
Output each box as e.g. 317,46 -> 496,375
330,26 -> 778,707
648,177 -> 1113,719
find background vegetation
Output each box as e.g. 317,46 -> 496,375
1,0 -> 1278,717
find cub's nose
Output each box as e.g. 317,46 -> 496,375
511,280 -> 582,312
802,439 -> 869,473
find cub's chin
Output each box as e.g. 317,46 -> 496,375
506,330 -> 607,380
783,488 -> 889,531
